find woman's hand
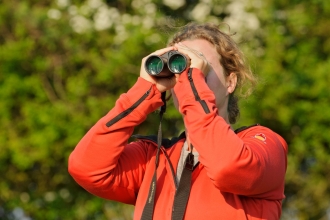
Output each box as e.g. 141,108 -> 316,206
175,42 -> 210,77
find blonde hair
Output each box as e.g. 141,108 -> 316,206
168,22 -> 257,124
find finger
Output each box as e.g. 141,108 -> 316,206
177,42 -> 205,59
175,43 -> 210,75
176,44 -> 208,67
147,46 -> 176,57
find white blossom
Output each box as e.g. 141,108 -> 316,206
57,0 -> 70,8
162,0 -> 185,10
87,0 -> 104,9
224,0 -> 260,32
70,15 -> 92,33
94,7 -> 117,30
47,9 -> 62,20
190,3 -> 211,21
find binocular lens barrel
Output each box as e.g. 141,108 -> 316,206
145,51 -> 187,77
168,54 -> 187,74
145,56 -> 164,75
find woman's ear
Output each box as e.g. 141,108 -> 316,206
226,72 -> 237,94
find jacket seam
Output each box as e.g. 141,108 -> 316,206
105,86 -> 152,127
187,68 -> 210,114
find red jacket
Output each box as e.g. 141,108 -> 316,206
69,68 -> 288,219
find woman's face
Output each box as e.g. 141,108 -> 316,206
172,39 -> 236,120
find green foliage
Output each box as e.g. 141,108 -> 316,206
1,0 -> 330,219
236,0 -> 330,219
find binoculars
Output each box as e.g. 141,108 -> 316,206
144,50 -> 188,77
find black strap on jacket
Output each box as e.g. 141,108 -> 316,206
172,150 -> 194,220
140,92 -> 166,220
141,147 -> 194,220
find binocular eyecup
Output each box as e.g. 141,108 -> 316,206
144,50 -> 188,77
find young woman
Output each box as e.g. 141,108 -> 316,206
69,23 -> 288,220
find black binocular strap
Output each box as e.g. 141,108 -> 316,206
140,92 -> 166,220
141,92 -> 194,220
171,151 -> 194,220
141,151 -> 194,220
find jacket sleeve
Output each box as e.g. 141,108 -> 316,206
174,68 -> 288,198
68,77 -> 163,204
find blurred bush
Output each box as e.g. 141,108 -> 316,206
0,0 -> 329,219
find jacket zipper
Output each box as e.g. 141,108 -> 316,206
106,87 -> 152,127
187,69 -> 210,114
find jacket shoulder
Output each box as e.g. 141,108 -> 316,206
235,124 -> 287,151
235,124 -> 280,137
234,124 -> 260,134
